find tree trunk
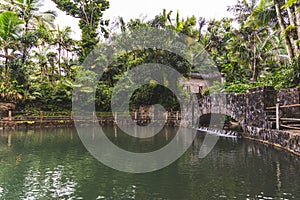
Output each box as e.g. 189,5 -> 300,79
252,39 -> 258,81
274,0 -> 294,62
198,17 -> 205,42
285,0 -> 299,57
4,48 -> 8,77
21,20 -> 30,66
294,3 -> 300,41
58,44 -> 62,76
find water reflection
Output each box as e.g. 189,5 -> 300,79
22,165 -> 78,199
0,128 -> 298,199
76,126 -> 196,173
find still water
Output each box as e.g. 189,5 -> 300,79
0,127 -> 299,199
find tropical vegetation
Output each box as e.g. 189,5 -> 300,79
0,0 -> 299,112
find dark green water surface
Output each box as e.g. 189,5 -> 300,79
0,127 -> 299,199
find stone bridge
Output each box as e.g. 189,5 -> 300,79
183,86 -> 300,155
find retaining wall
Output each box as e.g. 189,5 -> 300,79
183,86 -> 300,156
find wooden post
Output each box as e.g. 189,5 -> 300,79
70,111 -> 73,120
165,112 -> 168,122
176,111 -> 179,121
39,111 -> 43,123
8,111 -> 12,121
276,103 -> 280,130
114,112 -> 117,125
134,111 -> 137,121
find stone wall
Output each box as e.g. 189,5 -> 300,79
182,86 -> 277,129
243,126 -> 300,156
183,86 -> 300,156
242,87 -> 300,156
277,88 -> 300,105
277,88 -> 300,118
245,86 -> 276,129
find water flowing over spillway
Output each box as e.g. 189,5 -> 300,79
197,127 -> 240,138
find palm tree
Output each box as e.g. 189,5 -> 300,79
0,11 -> 23,77
3,0 -> 57,66
3,0 -> 56,31
251,0 -> 296,62
32,46 -> 50,80
53,26 -> 74,76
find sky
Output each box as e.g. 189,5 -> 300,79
41,0 -> 237,39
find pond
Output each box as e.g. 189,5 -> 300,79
0,127 -> 299,199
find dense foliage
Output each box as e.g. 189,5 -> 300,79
204,0 -> 300,92
0,0 -> 300,112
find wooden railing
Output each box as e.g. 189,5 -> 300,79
266,104 -> 300,130
0,111 -> 181,124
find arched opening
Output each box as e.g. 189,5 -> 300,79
198,113 -> 242,132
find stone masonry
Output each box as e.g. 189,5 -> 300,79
183,86 -> 300,156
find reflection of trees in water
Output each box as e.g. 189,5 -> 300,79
0,128 -> 76,147
0,128 -> 84,199
0,128 -> 299,199
188,133 -> 300,199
